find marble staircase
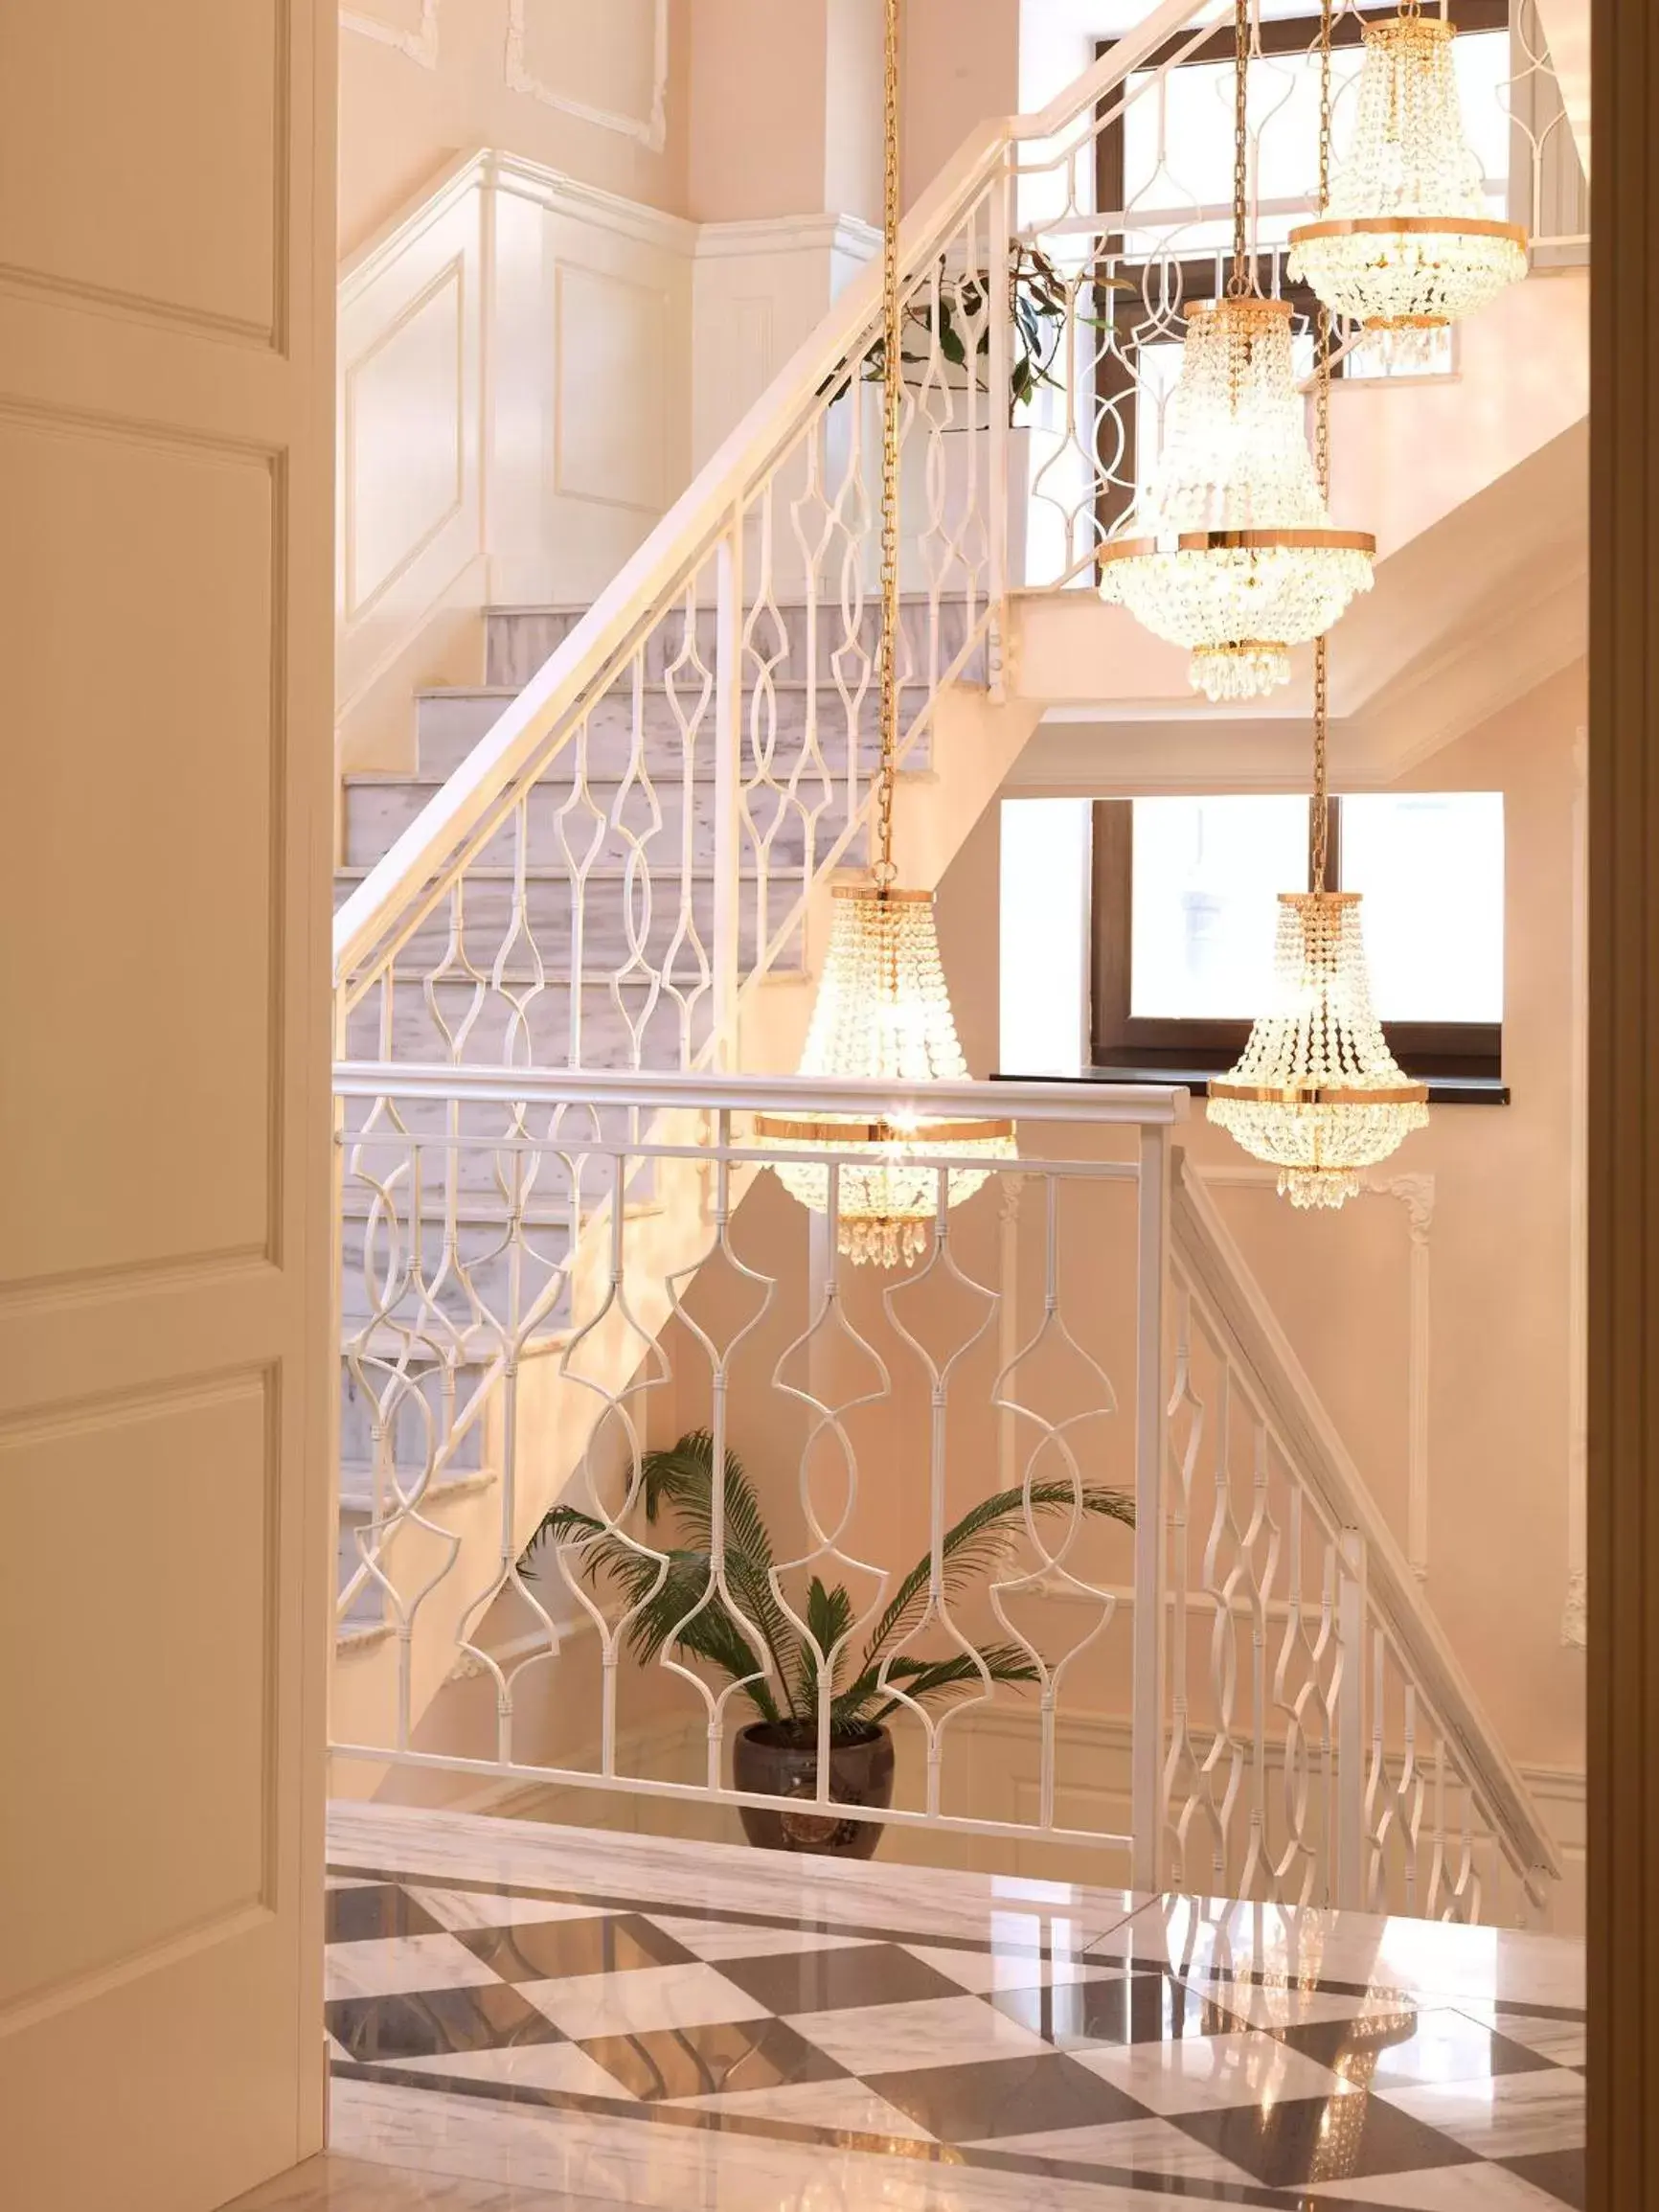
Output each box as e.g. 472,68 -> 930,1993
331,599 -> 961,1653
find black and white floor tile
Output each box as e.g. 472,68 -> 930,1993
323,1824 -> 1585,2212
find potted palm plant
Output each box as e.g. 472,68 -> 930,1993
528,1428 -> 1133,1859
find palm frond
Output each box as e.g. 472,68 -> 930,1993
639,1431 -> 805,1702
524,1501 -> 785,1722
797,1577 -> 856,1706
853,1479 -> 1133,1682
867,1642 -> 1045,1722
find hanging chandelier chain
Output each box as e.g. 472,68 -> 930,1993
1310,0 -> 1336,892
1228,0 -> 1252,295
874,0 -> 903,888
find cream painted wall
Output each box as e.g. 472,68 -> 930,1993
685,0 -> 884,226
339,0 -> 691,254
903,0 -> 1022,204
686,0 -> 829,223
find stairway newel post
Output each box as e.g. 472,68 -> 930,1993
713,505 -> 744,1070
1131,1121 -> 1171,1896
987,148 -> 1013,703
1335,1526 -> 1368,1910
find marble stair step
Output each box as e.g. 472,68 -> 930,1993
339,1354 -> 492,1472
485,597 -> 989,692
337,974 -> 731,1068
415,684 -> 937,781
342,774 -> 861,875
330,868 -> 807,977
337,1457 -> 498,1518
340,1227 -> 579,1334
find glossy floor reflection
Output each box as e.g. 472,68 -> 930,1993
312,1807 -> 1584,2212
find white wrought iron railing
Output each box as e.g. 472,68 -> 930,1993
328,0 -> 1578,1924
330,1060 -> 1558,1923
1167,1157 -> 1559,1923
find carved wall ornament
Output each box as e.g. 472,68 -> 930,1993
343,0 -> 441,69
505,0 -> 670,154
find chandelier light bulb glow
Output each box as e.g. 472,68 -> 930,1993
1097,298 -> 1375,701
1208,892 -> 1428,1211
754,889 -> 1015,1267
1288,10 -> 1528,350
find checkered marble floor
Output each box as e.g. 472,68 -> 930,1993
323,1810 -> 1584,2212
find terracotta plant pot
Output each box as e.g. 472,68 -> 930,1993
731,1721 -> 896,1858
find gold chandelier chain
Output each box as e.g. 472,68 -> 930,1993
1228,0 -> 1252,295
875,0 -> 903,887
1311,0 -> 1335,892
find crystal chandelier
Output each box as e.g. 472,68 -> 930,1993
1288,1 -> 1528,353
1098,0 -> 1374,703
1206,873 -> 1430,1209
753,0 -> 1014,1268
1208,40 -> 1426,1213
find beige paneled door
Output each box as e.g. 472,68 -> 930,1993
0,7 -> 336,2208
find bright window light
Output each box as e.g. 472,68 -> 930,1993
1130,796 -> 1307,1018
1340,791 -> 1504,1022
1121,31 -> 1509,258
1000,799 -> 1093,1074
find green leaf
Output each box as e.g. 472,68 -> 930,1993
869,1642 -> 1046,1720
797,1577 -> 856,1706
637,1430 -> 805,1700
838,1479 -> 1133,1715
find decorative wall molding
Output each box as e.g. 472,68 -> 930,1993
1198,1164 -> 1437,1582
343,0 -> 441,69
693,214 -> 884,266
489,150 -> 696,256
505,0 -> 670,155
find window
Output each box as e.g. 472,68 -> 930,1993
1092,791 -> 1506,1094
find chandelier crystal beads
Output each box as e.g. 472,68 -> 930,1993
758,887 -> 1014,1268
1097,296 -> 1375,701
1207,890 -> 1429,1210
1099,0 -> 1374,700
754,0 -> 1013,1267
1288,8 -> 1528,349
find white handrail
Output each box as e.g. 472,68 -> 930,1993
332,1060 -> 1190,1126
1170,1152 -> 1560,1890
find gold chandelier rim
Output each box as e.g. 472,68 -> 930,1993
1288,213 -> 1529,249
752,1114 -> 1017,1146
1208,1080 -> 1429,1108
1099,526 -> 1376,563
1363,11 -> 1455,46
1281,888 -> 1362,909
830,882 -> 935,905
1188,294 -> 1295,324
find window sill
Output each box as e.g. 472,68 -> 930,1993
995,1066 -> 1511,1107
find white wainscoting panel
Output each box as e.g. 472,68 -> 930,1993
693,215 -> 879,470
336,150 -> 694,757
554,264 -> 670,513
337,165 -> 881,767
338,156 -> 485,729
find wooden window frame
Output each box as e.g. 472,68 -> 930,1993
1088,796 -> 1504,1089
